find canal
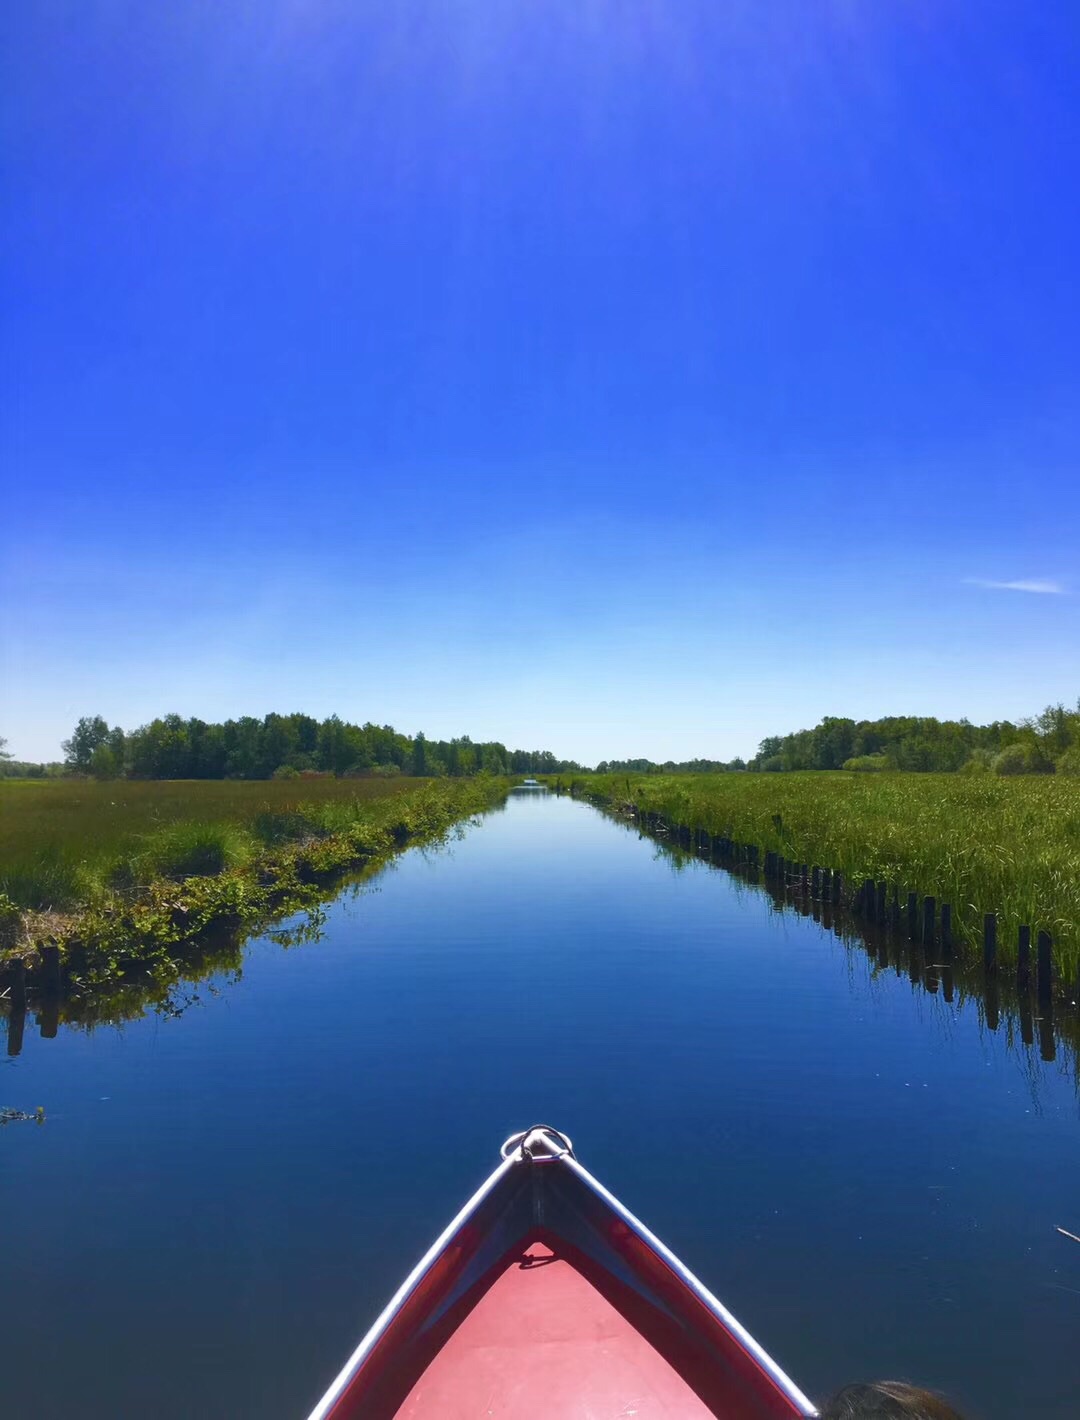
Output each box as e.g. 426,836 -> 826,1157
2,789 -> 1078,1417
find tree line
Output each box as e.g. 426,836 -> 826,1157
594,757 -> 747,774
45,714 -> 585,781
750,703 -> 1080,775
586,701 -> 1080,777
4,700 -> 1079,781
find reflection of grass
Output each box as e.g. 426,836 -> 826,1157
0,777 -> 438,909
0,777 -> 507,980
556,772 -> 1080,981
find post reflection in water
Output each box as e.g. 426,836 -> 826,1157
621,806 -> 1078,1077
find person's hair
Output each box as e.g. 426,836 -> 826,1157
820,1381 -> 965,1419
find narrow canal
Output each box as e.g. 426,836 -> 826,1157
2,789 -> 1078,1418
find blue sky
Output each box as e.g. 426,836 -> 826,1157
2,2 -> 1078,764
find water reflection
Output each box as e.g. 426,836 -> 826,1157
599,803 -> 1080,1090
4,870 -> 373,1054
5,790 -> 1077,1088
3,788 -> 1078,1420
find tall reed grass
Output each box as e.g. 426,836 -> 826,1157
560,772 -> 1080,983
0,777 -> 500,917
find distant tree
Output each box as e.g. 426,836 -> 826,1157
411,731 -> 428,777
222,716 -> 263,778
1056,745 -> 1080,776
62,715 -> 112,772
317,715 -> 355,775
755,736 -> 784,765
959,749 -> 994,775
842,754 -> 889,772
0,735 -> 10,761
252,713 -> 290,776
90,742 -> 121,780
127,714 -> 191,778
480,742 -> 508,775
993,743 -> 1048,776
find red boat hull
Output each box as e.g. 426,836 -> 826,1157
307,1128 -> 816,1419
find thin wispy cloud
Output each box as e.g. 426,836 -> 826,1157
965,578 -> 1067,595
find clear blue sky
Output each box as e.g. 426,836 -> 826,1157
3,2 -> 1078,764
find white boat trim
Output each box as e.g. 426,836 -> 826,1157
306,1131 -> 818,1419
305,1153 -> 516,1420
564,1154 -> 819,1417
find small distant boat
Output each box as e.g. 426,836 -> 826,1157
519,777 -> 541,787
307,1126 -> 816,1418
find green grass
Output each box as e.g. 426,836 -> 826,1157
0,775 -> 510,989
0,777 -> 485,912
553,771 -> 1080,985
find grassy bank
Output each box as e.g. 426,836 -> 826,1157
549,772 -> 1080,987
0,776 -> 509,986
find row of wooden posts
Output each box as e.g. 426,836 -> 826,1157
649,814 -> 1058,1005
3,947 -> 62,1056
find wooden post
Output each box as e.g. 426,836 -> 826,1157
1036,931 -> 1052,1004
832,871 -> 842,904
800,864 -> 809,893
38,997 -> 59,1039
941,966 -> 955,1003
811,866 -> 821,897
1019,991 -> 1034,1046
821,867 -> 832,900
922,896 -> 935,946
985,978 -> 1000,1031
1038,1008 -> 1055,1063
860,878 -> 874,918
940,903 -> 952,954
6,961 -> 27,1057
907,893 -> 918,941
1017,925 -> 1031,991
40,943 -> 62,996
983,913 -> 997,975
876,882 -> 887,923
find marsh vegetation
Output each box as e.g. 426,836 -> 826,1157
555,771 -> 1080,984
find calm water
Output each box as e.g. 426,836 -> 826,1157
2,791 -> 1078,1418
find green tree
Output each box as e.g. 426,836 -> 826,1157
992,743 -> 1049,775
317,715 -> 355,775
411,731 -> 428,776
0,735 -> 10,762
223,717 -> 263,778
62,715 -> 112,772
90,742 -> 121,779
1056,745 -> 1080,775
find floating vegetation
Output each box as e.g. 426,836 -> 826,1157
1,1105 -> 45,1126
